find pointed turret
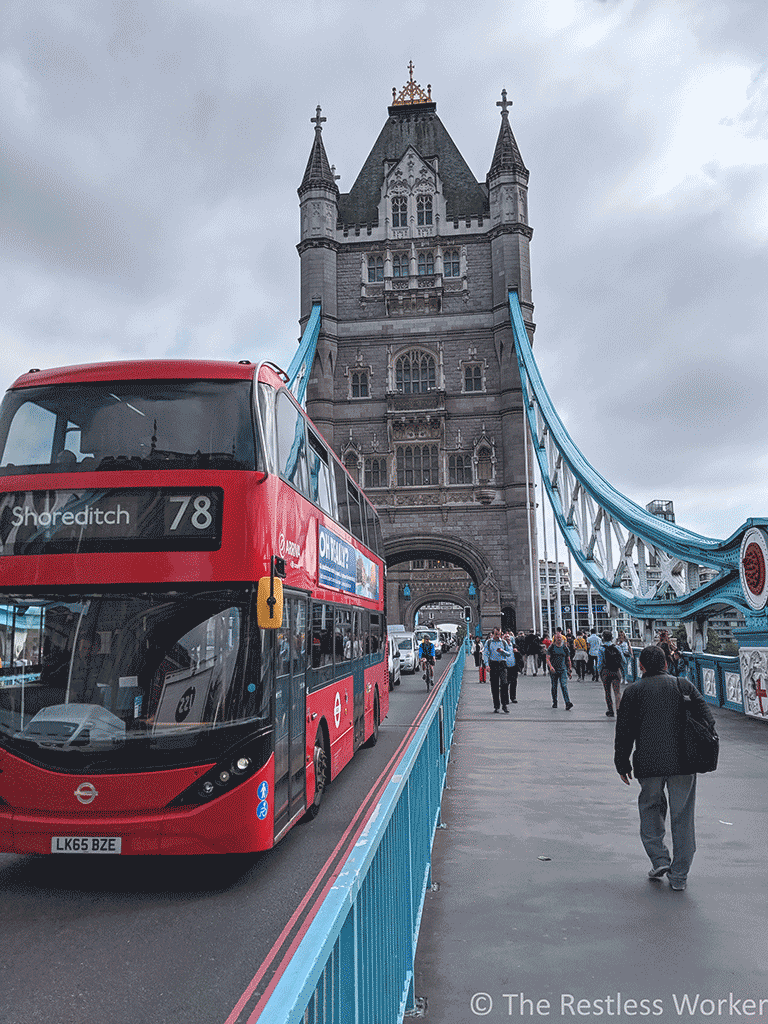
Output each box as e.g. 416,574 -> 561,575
299,105 -> 339,196
298,105 -> 340,446
488,89 -> 528,180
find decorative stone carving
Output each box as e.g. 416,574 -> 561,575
725,671 -> 742,705
702,668 -> 717,698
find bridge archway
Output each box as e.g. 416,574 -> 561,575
384,534 -> 504,634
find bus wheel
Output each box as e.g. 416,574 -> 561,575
365,692 -> 380,748
304,734 -> 328,821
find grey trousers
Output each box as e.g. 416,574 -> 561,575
637,774 -> 697,885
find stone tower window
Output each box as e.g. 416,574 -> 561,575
392,253 -> 408,278
449,453 -> 471,485
443,249 -> 460,278
367,255 -> 383,282
344,452 -> 360,485
396,444 -> 439,486
351,371 -> 369,398
417,250 -> 434,275
463,363 -> 483,392
395,350 -> 436,394
392,195 -> 408,228
416,195 -> 433,226
477,445 -> 493,483
364,457 -> 387,488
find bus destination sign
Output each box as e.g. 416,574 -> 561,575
0,488 -> 223,555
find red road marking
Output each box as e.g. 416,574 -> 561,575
224,656 -> 456,1023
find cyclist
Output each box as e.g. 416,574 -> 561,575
418,636 -> 436,688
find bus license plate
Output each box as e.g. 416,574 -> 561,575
51,836 -> 122,854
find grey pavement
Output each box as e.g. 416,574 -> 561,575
414,656 -> 768,1023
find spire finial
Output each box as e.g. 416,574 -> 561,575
497,89 -> 512,117
311,105 -> 326,132
391,63 -> 434,107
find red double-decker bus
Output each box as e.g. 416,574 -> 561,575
0,358 -> 388,855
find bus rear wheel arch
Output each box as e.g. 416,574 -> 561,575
364,690 -> 380,748
303,725 -> 329,822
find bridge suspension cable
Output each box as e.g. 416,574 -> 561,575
509,291 -> 767,628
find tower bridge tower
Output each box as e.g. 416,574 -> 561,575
298,67 -> 537,633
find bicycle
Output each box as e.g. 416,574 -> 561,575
421,657 -> 434,690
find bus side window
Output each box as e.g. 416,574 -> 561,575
336,608 -> 353,662
308,431 -> 335,517
347,483 -> 365,545
257,382 -> 277,473
276,391 -> 308,496
334,461 -> 350,531
369,613 -> 383,655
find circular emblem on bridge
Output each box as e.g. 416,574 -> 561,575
740,527 -> 768,610
74,782 -> 98,805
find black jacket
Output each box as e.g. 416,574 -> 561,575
614,672 -> 715,778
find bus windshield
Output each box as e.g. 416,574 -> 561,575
0,380 -> 257,476
0,591 -> 269,772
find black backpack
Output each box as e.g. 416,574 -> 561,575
603,643 -> 623,674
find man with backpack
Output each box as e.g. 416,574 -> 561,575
597,629 -> 627,717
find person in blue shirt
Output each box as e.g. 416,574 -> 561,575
418,637 -> 436,681
484,627 -> 512,713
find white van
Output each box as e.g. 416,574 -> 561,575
391,632 -> 418,673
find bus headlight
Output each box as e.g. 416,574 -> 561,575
233,757 -> 251,774
217,770 -> 231,785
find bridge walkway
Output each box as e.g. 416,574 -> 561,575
414,656 -> 768,1022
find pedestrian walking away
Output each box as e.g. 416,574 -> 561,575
473,637 -> 485,683
573,631 -> 589,679
587,627 -> 602,680
484,627 -> 511,713
524,629 -> 541,676
546,629 -> 573,709
503,631 -> 519,703
614,645 -> 717,891
598,629 -> 627,717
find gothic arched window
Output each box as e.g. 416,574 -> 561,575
395,350 -> 436,394
464,363 -> 482,392
416,195 -> 433,226
367,255 -> 383,282
477,445 -> 492,484
449,454 -> 470,485
396,444 -> 439,486
392,195 -> 407,228
344,452 -> 359,485
351,371 -> 369,398
393,253 -> 408,278
444,249 -> 460,277
364,457 -> 387,489
417,251 -> 434,276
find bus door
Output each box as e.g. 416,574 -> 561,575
351,610 -> 365,749
336,607 -> 365,749
273,594 -> 308,836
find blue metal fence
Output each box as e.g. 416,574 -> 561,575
257,654 -> 465,1024
627,648 -> 742,711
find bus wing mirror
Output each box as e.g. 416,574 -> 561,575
257,576 -> 283,629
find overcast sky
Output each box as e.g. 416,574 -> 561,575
2,0 -> 767,545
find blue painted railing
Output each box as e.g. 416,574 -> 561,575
257,654 -> 465,1024
287,302 -> 322,407
626,648 -> 742,711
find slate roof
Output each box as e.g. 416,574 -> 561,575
488,110 -> 528,179
299,124 -> 338,195
337,105 -> 489,228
